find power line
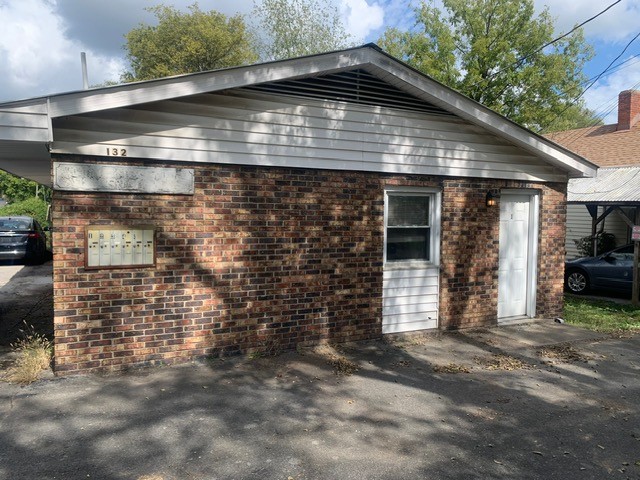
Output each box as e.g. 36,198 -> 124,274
514,1 -> 622,67
475,0 -> 623,91
550,78 -> 640,149
541,31 -> 640,133
580,52 -> 640,86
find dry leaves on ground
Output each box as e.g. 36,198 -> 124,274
313,345 -> 359,375
474,354 -> 533,371
432,363 -> 471,374
537,344 -> 590,363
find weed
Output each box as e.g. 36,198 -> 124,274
2,323 -> 52,385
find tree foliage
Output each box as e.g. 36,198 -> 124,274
252,0 -> 354,61
378,0 -> 597,132
0,198 -> 50,228
0,171 -> 50,204
122,3 -> 258,82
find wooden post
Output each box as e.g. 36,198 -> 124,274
633,207 -> 640,306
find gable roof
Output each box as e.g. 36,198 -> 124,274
546,123 -> 640,168
0,44 -> 596,185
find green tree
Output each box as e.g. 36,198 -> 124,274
122,3 -> 258,82
0,198 -> 50,228
252,0 -> 354,61
0,171 -> 50,204
378,0 -> 596,132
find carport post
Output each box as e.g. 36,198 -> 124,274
633,207 -> 640,306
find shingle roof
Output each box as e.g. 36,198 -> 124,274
567,166 -> 640,204
546,123 -> 640,167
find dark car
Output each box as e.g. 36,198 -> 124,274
0,216 -> 48,264
565,244 -> 635,294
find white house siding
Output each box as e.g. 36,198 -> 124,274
565,204 -> 631,258
51,90 -> 568,183
382,267 -> 439,334
0,102 -> 50,142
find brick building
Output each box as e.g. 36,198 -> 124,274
0,45 -> 596,374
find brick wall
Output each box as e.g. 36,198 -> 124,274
52,157 -> 566,374
438,180 -> 567,328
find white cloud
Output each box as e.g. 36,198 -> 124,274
583,57 -> 640,124
341,0 -> 385,42
0,0 -> 126,100
534,0 -> 640,44
0,0 -> 73,91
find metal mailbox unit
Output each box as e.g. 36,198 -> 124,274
86,225 -> 155,269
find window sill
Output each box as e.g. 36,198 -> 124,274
384,260 -> 439,271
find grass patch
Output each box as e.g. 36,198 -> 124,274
564,295 -> 640,334
2,324 -> 52,385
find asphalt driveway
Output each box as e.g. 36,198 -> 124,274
1,322 -> 639,480
0,260 -> 53,346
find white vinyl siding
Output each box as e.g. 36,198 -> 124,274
382,267 -> 439,334
565,204 -> 631,259
382,189 -> 440,334
51,90 -> 568,182
0,103 -> 50,142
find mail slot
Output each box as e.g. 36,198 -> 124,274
86,225 -> 155,269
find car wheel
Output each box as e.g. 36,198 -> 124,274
566,269 -> 589,294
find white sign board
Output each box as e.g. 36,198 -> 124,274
632,225 -> 640,241
54,162 -> 194,195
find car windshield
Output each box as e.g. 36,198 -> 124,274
0,219 -> 32,232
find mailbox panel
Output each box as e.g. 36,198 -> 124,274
85,225 -> 155,269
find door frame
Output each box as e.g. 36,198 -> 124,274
498,189 -> 540,321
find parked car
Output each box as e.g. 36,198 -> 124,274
0,216 -> 48,264
565,244 -> 634,294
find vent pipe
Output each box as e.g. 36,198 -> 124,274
81,52 -> 89,90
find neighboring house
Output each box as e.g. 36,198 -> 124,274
0,45 -> 595,374
547,90 -> 640,258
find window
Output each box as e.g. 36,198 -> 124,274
385,192 -> 437,263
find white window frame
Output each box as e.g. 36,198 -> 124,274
384,187 -> 441,269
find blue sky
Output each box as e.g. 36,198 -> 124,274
1,0 -> 639,124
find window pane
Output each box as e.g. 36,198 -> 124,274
387,227 -> 430,261
388,196 -> 429,226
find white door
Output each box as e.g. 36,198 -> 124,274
498,193 -> 536,320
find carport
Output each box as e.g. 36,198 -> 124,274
567,166 -> 640,304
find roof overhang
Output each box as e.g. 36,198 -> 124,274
568,166 -> 640,205
0,44 -> 597,186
